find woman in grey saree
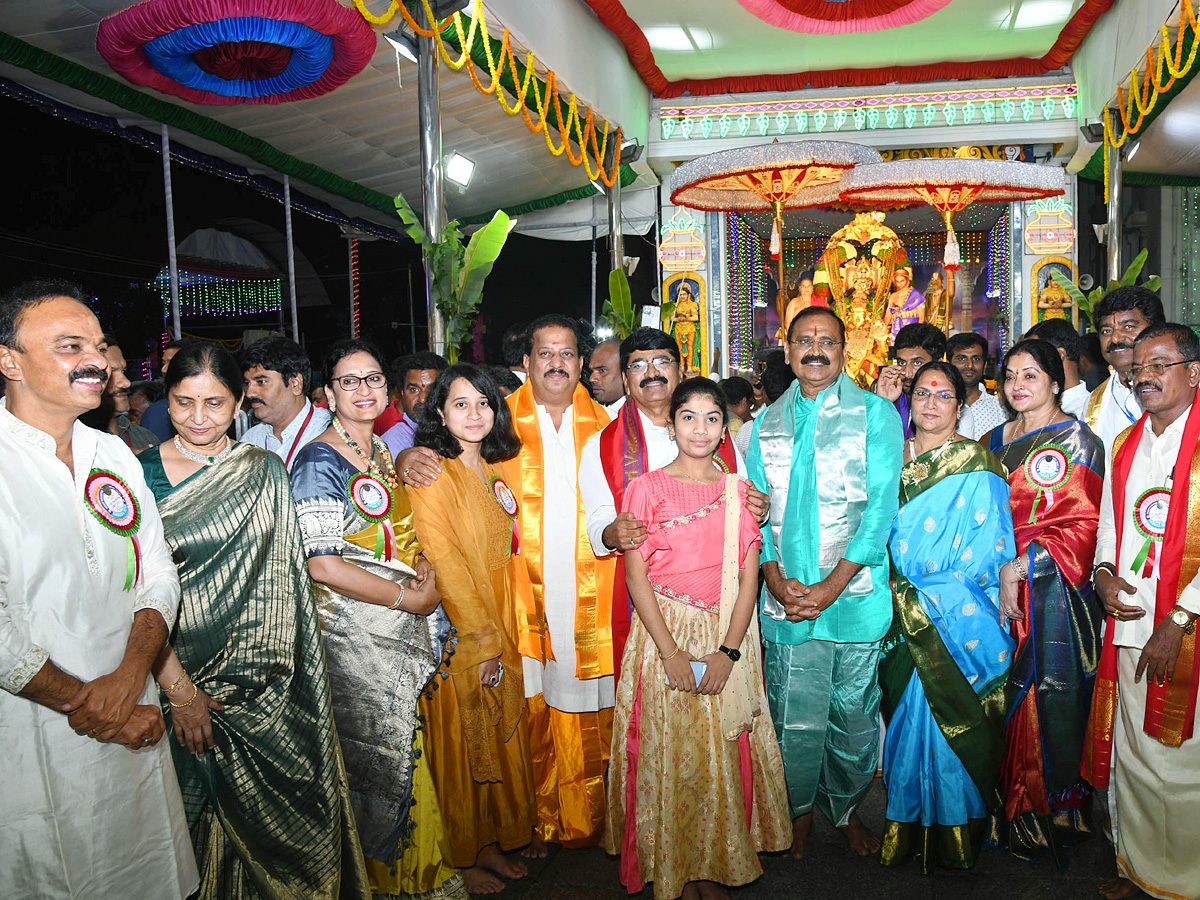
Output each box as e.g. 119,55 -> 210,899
142,342 -> 370,900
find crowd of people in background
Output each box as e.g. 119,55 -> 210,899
0,276 -> 1197,900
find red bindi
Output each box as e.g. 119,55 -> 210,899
931,379 -> 939,386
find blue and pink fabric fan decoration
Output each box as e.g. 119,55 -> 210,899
97,0 -> 377,105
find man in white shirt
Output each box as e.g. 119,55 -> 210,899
946,331 -> 1009,439
1025,318 -> 1090,418
1085,286 -> 1165,450
0,280 -> 197,900
500,315 -> 616,858
1090,323 -> 1200,900
239,336 -> 330,470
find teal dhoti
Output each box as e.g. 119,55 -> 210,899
764,639 -> 882,824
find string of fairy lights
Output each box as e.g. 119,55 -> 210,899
150,269 -> 283,318
726,212 -> 757,371
987,208 -> 1012,350
1182,189 -> 1200,328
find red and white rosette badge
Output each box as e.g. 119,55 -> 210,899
84,469 -> 142,590
348,472 -> 395,561
1131,487 -> 1171,578
490,476 -> 520,554
1024,444 -> 1071,524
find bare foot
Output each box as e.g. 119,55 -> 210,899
789,813 -> 813,860
697,882 -> 731,900
462,867 -> 505,895
1099,878 -> 1141,899
840,813 -> 881,856
478,850 -> 528,880
519,833 -> 549,859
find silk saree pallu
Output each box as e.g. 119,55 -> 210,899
158,445 -> 370,900
880,441 -> 1015,873
293,444 -> 448,866
987,420 -> 1105,863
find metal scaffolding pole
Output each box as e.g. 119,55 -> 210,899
160,124 -> 181,340
1106,109 -> 1124,284
417,11 -> 447,354
283,175 -> 299,341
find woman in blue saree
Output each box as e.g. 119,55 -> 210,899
880,362 -> 1017,873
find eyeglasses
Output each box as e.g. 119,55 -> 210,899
911,388 -> 957,403
789,338 -> 843,350
1127,360 -> 1197,379
627,356 -> 676,374
332,372 -> 386,390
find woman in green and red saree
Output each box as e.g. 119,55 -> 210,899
984,339 -> 1106,865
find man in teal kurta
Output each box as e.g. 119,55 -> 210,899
746,306 -> 902,859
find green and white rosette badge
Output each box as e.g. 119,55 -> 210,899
491,475 -> 519,554
1131,486 -> 1171,578
1024,443 -> 1071,524
84,469 -> 142,590
348,471 -> 396,561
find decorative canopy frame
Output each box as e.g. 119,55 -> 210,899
670,141 -> 882,324
836,155 -> 1065,268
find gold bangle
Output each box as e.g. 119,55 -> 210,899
161,674 -> 186,695
1010,556 -> 1028,582
389,584 -> 406,610
660,645 -> 680,662
168,682 -> 198,709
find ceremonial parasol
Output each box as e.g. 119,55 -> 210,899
836,155 -> 1066,270
670,141 -> 882,329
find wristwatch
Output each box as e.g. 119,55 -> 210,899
718,645 -> 742,662
1093,562 -> 1116,583
1169,607 -> 1197,635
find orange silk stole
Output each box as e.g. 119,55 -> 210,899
504,381 -> 615,678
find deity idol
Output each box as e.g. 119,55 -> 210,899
843,276 -> 889,386
883,268 -> 927,344
776,277 -> 817,345
925,270 -> 957,333
1037,278 -> 1071,322
672,283 -> 701,371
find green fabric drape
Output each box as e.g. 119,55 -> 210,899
150,445 -> 370,900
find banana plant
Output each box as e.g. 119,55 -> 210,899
1047,248 -> 1162,330
600,268 -> 638,339
394,192 -> 515,362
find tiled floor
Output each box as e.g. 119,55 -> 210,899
499,780 -> 1116,899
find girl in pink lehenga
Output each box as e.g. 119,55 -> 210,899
605,377 -> 791,900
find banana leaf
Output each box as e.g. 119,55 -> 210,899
458,211 -> 514,313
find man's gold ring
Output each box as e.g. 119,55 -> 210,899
402,467 -> 411,479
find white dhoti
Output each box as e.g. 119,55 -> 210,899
1112,647 -> 1200,900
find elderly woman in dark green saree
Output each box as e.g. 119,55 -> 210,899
140,342 -> 370,900
880,362 -> 1016,874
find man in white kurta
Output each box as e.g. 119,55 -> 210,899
1092,325 -> 1200,900
1085,287 -> 1164,450
0,285 -> 197,900
502,315 -> 616,856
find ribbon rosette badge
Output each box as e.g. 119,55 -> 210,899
84,470 -> 142,590
1024,444 -> 1071,523
1131,487 -> 1170,578
490,476 -> 520,554
348,472 -> 396,561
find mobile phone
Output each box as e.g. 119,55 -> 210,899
665,660 -> 707,686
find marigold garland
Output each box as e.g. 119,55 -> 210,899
352,0 -> 621,186
1103,0 -> 1200,200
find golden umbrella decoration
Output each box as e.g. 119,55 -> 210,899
670,141 -> 881,331
836,154 -> 1066,270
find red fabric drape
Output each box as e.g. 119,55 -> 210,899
193,41 -> 292,81
582,0 -> 1114,98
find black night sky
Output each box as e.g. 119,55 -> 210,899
0,91 -> 648,372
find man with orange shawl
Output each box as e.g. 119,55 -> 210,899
502,314 -> 617,856
1087,323 -> 1200,900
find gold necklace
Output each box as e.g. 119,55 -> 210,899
1000,411 -> 1060,469
670,459 -> 723,484
333,415 -> 398,488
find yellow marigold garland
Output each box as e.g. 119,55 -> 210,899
1103,0 -> 1200,199
353,0 -> 621,186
